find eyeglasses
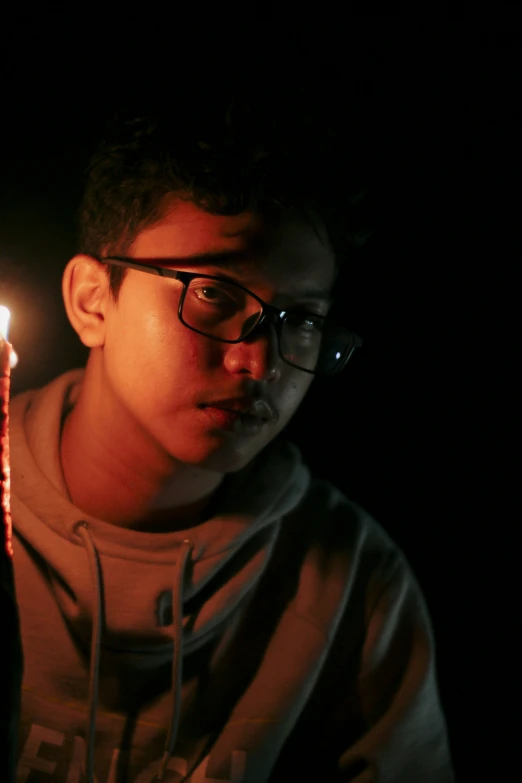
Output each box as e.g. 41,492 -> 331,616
100,256 -> 363,376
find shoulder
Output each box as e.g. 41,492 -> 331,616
289,477 -> 403,578
277,476 -> 426,628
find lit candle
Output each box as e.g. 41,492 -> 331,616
0,304 -> 22,782
1,306 -> 16,557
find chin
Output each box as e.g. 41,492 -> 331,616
160,419 -> 276,473
174,436 -> 264,474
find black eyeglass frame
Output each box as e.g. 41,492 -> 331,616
99,256 -> 363,375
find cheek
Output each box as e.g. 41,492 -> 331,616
277,374 -> 313,424
130,313 -> 225,400
106,293 -> 225,392
174,327 -> 227,380
104,305 -> 178,394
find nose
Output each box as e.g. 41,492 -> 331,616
223,318 -> 282,382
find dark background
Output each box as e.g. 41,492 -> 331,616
1,15 -> 519,780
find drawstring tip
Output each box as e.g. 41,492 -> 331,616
157,751 -> 169,780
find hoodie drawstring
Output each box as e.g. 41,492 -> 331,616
75,522 -> 104,783
75,522 -> 194,783
157,537 -> 194,781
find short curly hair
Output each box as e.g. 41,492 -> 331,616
76,86 -> 371,301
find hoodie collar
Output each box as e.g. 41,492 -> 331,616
11,368 -> 310,560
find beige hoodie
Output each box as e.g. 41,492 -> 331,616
10,369 -> 454,782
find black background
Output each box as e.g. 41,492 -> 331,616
1,13 -> 519,780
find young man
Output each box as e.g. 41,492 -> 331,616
10,95 -> 455,782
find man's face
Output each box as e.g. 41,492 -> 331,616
100,199 -> 336,473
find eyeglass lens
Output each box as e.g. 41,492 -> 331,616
181,277 -> 351,374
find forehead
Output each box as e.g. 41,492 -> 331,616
128,199 -> 336,294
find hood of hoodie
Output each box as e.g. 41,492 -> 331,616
10,370 -> 310,652
10,368 -> 310,696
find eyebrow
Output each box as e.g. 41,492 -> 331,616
277,285 -> 333,303
145,251 -> 334,302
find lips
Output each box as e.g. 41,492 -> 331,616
200,397 -> 277,423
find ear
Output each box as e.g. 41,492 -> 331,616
62,255 -> 111,348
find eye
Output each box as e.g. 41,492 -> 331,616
285,312 -> 324,332
192,284 -> 238,307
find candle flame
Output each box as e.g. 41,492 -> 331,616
0,305 -> 9,341
0,306 -> 17,367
